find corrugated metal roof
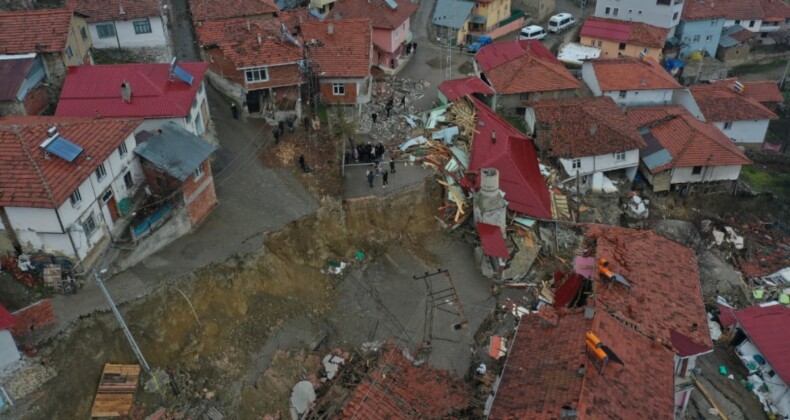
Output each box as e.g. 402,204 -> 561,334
0,55 -> 35,101
134,122 -> 217,181
642,148 -> 672,170
477,222 -> 509,258
432,0 -> 475,29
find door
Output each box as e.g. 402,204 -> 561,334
245,91 -> 261,113
101,189 -> 120,229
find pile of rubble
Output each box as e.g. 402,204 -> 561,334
358,78 -> 430,144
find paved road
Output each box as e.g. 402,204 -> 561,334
167,0 -> 200,61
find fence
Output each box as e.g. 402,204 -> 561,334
130,202 -> 173,242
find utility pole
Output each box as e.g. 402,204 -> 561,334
94,269 -> 151,374
780,58 -> 790,90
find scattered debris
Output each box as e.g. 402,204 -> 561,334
289,380 -> 316,418
90,364 -> 140,418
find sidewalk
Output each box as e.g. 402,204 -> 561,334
27,85 -> 319,344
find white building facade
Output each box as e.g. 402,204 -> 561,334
559,149 -> 640,192
595,0 -> 685,37
90,15 -> 169,50
0,133 -> 144,261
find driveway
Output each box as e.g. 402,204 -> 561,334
34,85 -> 319,344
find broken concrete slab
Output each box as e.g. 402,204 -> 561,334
289,380 -> 316,418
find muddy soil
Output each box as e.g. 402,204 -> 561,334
14,182 -> 445,419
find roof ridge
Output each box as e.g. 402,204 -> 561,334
10,125 -> 57,207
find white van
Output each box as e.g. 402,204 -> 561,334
548,13 -> 575,33
519,25 -> 546,40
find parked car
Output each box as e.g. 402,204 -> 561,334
548,13 -> 575,33
519,25 -> 546,40
467,36 -> 493,53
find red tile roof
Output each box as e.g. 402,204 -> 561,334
735,304 -> 790,383
0,304 -> 17,330
532,96 -> 646,159
299,19 -> 372,78
55,62 -> 208,119
0,56 -> 36,101
711,0 -> 764,20
709,78 -> 784,104
340,346 -> 472,418
489,310 -> 588,419
587,226 -> 713,355
195,17 -> 304,70
189,0 -> 278,22
490,310 -> 675,419
331,0 -> 419,30
590,57 -> 680,91
760,0 -> 790,20
67,0 -> 161,23
467,97 -> 552,219
0,9 -> 75,54
476,40 -> 581,95
581,17 -> 668,49
626,105 -> 750,172
0,116 -> 142,208
690,83 -> 778,122
730,26 -> 758,42
277,7 -> 314,30
682,0 -> 727,20
477,222 -> 509,258
438,77 -> 495,102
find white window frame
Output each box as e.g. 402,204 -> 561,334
332,83 -> 345,96
83,213 -> 98,237
95,163 -> 107,181
193,163 -> 205,180
69,189 -> 82,207
118,141 -> 128,157
723,121 -> 733,130
244,67 -> 269,83
572,158 -> 582,170
614,151 -> 626,161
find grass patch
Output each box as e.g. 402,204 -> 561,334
316,105 -> 328,125
741,165 -> 790,198
731,59 -> 788,76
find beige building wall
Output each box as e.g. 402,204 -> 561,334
580,36 -> 662,61
523,0 -> 555,22
64,14 -> 93,67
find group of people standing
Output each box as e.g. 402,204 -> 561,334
366,157 -> 397,189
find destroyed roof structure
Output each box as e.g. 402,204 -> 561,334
55,62 -> 209,119
734,304 -> 790,384
586,226 -> 713,356
531,96 -> 646,158
626,105 -> 751,174
467,96 -> 552,219
340,346 -> 472,418
488,310 -> 675,419
195,18 -> 303,70
438,77 -> 495,103
475,40 -> 581,95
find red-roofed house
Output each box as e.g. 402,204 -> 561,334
467,97 -> 551,219
594,0 -> 685,38
0,117 -> 145,262
580,17 -> 668,61
530,96 -> 646,192
55,62 -> 211,136
0,303 -> 19,369
195,17 -> 304,115
299,19 -> 373,107
685,83 -> 778,148
587,225 -> 713,414
708,78 -> 785,112
582,56 -> 681,107
0,9 -> 93,87
487,310 -> 676,419
730,304 -> 790,418
189,0 -> 278,23
438,76 -> 494,104
475,40 -> 581,112
339,345 -> 472,418
332,0 -> 419,70
627,105 -> 751,192
67,0 -> 169,51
